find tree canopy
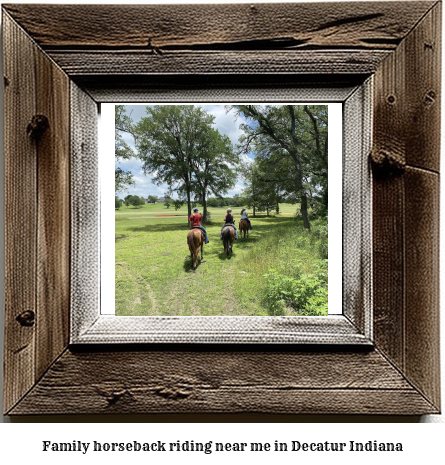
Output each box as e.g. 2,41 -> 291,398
228,105 -> 328,229
115,105 -> 136,192
134,105 -> 238,222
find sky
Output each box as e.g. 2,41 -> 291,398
115,104 -> 253,200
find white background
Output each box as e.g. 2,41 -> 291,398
0,0 -> 444,462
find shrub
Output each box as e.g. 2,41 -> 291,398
263,259 -> 328,316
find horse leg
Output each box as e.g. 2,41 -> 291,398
200,241 -> 203,260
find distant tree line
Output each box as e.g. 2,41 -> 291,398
115,194 -> 146,209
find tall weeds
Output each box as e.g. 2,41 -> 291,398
259,218 -> 329,316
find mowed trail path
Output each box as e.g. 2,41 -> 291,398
115,204 -> 301,316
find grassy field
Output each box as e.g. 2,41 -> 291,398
115,203 -> 328,316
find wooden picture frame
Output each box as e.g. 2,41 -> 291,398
3,2 -> 441,415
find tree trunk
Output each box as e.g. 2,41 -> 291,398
253,205 -> 256,217
300,194 -> 311,231
276,204 -> 279,215
202,192 -> 208,224
186,187 -> 191,221
267,207 -> 269,216
292,153 -> 310,231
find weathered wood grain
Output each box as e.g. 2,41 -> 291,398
3,12 -> 37,414
2,2 -> 435,50
404,2 -> 441,172
34,39 -> 71,381
342,81 -> 372,336
70,83 -> 99,341
372,2 -> 441,411
372,175 -> 405,367
47,50 -> 390,76
9,349 -> 438,415
404,167 -> 440,409
372,32 -> 406,368
2,2 -> 441,416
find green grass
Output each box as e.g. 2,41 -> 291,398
115,203 -> 328,316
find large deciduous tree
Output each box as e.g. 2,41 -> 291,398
228,105 -> 328,230
190,127 -> 238,222
134,105 -> 237,222
115,105 -> 136,192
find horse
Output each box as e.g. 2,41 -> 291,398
187,228 -> 204,269
239,219 -> 249,239
222,225 -> 235,259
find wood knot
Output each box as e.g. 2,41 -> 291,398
370,145 -> 405,178
95,385 -> 131,406
105,390 -> 128,405
16,310 -> 35,327
154,386 -> 191,400
386,94 -> 396,105
4,76 -> 10,87
27,115 -> 49,140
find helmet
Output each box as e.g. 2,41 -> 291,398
227,208 -> 232,212
193,208 -> 199,211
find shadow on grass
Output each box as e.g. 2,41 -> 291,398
182,254 -> 204,272
115,234 -> 129,242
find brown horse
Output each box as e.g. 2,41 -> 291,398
239,219 -> 249,239
222,225 -> 235,259
187,228 -> 204,269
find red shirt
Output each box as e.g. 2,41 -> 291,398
189,213 -> 202,227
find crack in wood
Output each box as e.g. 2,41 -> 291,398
312,13 -> 385,32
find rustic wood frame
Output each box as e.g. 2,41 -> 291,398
3,2 -> 441,415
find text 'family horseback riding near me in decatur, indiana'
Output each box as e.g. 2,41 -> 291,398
41,439 -> 403,454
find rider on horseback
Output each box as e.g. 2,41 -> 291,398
189,208 -> 209,244
240,208 -> 253,230
220,208 -> 238,240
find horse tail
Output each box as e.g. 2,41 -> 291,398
188,231 -> 196,254
222,227 -> 230,249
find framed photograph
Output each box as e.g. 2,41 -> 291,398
3,2 -> 440,415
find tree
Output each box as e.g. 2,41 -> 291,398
148,195 -> 158,203
115,196 -> 123,209
134,105 -> 238,223
164,195 -> 172,209
189,127 -> 238,223
128,195 -> 144,208
241,162 -> 282,216
227,105 -> 328,230
207,197 -> 219,208
115,105 -> 136,193
173,199 -> 184,211
124,194 -> 132,207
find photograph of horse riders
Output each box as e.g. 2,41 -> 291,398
115,104 -> 329,317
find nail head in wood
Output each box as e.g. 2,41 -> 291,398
16,310 -> 35,327
424,90 -> 436,106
